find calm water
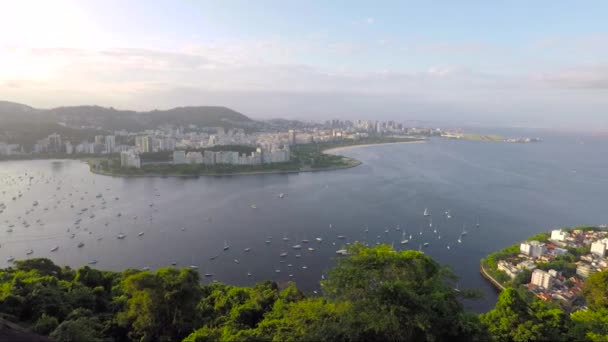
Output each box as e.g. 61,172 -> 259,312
1,133 -> 607,312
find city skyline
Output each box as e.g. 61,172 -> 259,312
1,1 -> 608,129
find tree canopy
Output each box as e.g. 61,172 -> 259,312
0,248 -> 605,341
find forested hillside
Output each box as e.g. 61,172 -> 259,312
0,244 -> 606,341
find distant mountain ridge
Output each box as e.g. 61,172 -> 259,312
0,101 -> 256,148
0,101 -> 253,131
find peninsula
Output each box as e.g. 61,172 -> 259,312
480,225 -> 608,312
89,136 -> 423,177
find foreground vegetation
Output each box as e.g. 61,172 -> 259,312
94,136 -> 421,176
0,243 -> 606,341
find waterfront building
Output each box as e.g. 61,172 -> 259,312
0,143 -> 20,156
203,150 -> 216,165
516,260 -> 537,271
531,269 -> 554,289
105,135 -> 115,153
551,229 -> 567,241
186,152 -> 203,164
173,151 -> 187,164
497,260 -> 519,279
520,241 -> 546,259
48,133 -> 62,153
120,150 -> 141,168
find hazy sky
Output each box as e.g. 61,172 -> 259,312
1,1 -> 607,128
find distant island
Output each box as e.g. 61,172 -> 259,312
441,132 -> 542,143
89,136 -> 423,177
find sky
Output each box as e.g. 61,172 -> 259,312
1,0 -> 608,129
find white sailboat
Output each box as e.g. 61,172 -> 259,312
423,208 -> 429,216
400,231 -> 409,245
223,240 -> 230,251
461,224 -> 468,236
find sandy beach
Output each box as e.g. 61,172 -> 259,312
323,140 -> 426,155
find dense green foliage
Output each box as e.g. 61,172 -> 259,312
0,245 -> 485,341
526,232 -> 550,242
0,246 -> 606,341
481,288 -> 570,341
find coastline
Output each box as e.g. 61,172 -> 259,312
85,138 -> 424,178
88,157 -> 362,178
323,140 -> 425,154
479,263 -> 506,292
13,138 -> 426,178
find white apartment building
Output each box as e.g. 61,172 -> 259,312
531,269 -> 554,289
520,241 -> 546,259
591,239 -> 608,257
551,229 -> 567,241
105,135 -> 115,153
120,150 -> 141,168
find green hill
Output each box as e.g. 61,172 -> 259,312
0,101 -> 255,148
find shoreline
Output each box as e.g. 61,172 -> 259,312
479,263 -> 506,292
323,140 -> 425,154
6,138 -> 422,178
89,157 -> 362,178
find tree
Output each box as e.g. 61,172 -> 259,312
49,317 -> 104,342
570,308 -> 608,341
583,270 -> 608,311
120,267 -> 202,341
14,258 -> 61,277
32,313 -> 58,335
321,243 -> 488,341
481,288 -> 569,341
481,288 -> 531,341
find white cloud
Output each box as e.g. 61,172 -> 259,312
533,65 -> 608,89
1,44 -> 608,128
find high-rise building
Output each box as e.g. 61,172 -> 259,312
591,239 -> 608,257
550,229 -> 567,241
288,130 -> 296,145
135,136 -> 151,153
104,135 -> 115,153
120,150 -> 141,168
520,241 -> 546,258
48,133 -> 62,153
531,269 -> 554,289
65,141 -> 73,155
95,135 -> 105,145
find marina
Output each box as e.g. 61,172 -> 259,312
0,134 -> 606,312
